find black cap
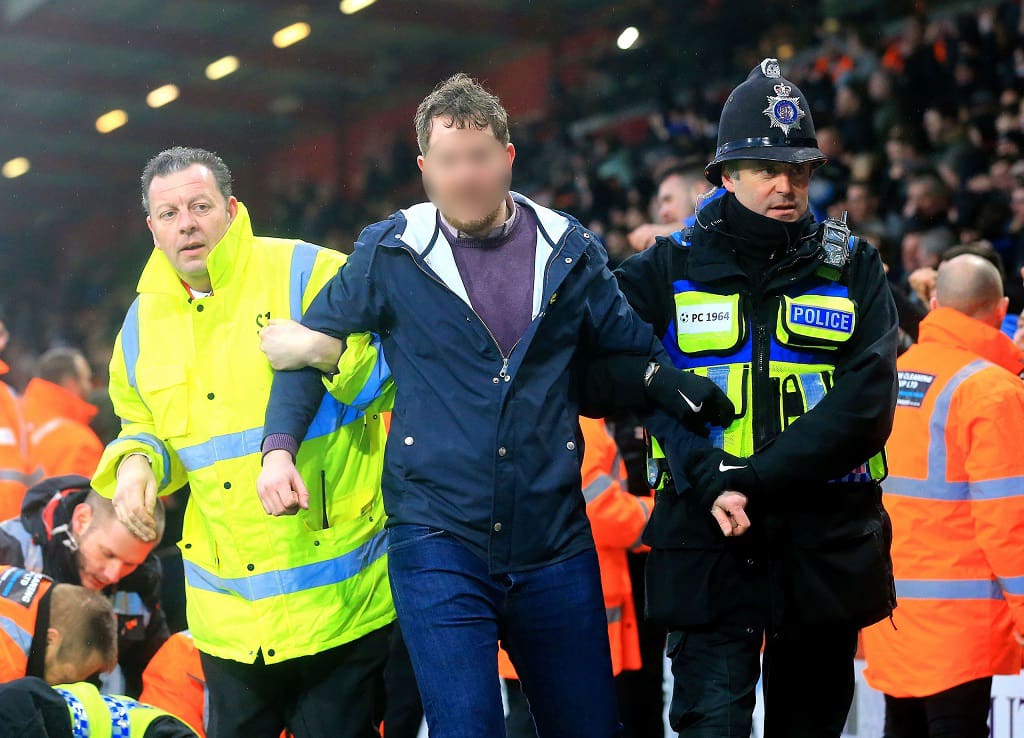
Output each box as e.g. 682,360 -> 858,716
705,58 -> 826,186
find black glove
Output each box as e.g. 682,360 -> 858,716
644,363 -> 736,428
687,447 -> 761,503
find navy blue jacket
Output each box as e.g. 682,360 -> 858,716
264,192 -> 658,573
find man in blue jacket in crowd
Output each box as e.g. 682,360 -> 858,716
256,73 -> 732,738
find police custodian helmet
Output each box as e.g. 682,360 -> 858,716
705,58 -> 827,186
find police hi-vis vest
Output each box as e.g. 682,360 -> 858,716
650,228 -> 887,488
56,681 -> 198,738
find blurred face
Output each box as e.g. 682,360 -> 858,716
923,109 -> 944,144
656,174 -> 692,224
868,71 -> 891,101
418,118 -> 515,236
1013,188 -> 1024,222
845,185 -> 876,224
0,320 -> 7,353
905,181 -> 947,219
900,232 -> 941,273
146,164 -> 238,291
64,355 -> 93,401
71,505 -> 154,590
836,87 -> 859,116
721,159 -> 812,222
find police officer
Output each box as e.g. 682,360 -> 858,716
590,58 -> 899,736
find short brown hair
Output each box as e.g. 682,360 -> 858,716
140,146 -> 232,214
84,489 -> 166,543
50,584 -> 118,673
414,73 -> 510,155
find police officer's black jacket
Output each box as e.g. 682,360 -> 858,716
586,193 -> 899,635
0,476 -> 169,696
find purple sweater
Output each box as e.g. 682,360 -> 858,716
263,201 -> 539,461
439,203 -> 538,357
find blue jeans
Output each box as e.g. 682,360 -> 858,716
386,524 -> 621,738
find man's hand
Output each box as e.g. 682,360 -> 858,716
907,267 -> 937,307
645,364 -> 736,428
113,454 -> 159,542
257,449 -> 309,516
259,319 -> 343,373
627,223 -> 677,252
710,491 -> 751,537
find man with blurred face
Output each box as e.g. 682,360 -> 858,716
0,475 -> 166,696
258,73 -> 731,738
627,166 -> 713,251
90,146 -> 393,737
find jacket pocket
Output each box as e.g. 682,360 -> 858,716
138,364 -> 189,438
787,514 -> 894,627
386,524 -> 447,554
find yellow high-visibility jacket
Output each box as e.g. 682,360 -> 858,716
93,203 -> 394,664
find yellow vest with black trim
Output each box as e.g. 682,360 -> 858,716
56,681 -> 198,737
650,231 -> 886,487
92,203 -> 394,664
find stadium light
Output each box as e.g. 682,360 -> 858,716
617,26 -> 640,51
2,157 -> 30,179
273,22 -> 311,48
95,109 -> 128,134
146,84 -> 180,108
206,55 -> 240,81
340,0 -> 377,15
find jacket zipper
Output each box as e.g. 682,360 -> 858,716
751,249 -> 820,452
398,225 -> 576,381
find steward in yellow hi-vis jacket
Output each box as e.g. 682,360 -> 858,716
91,148 -> 393,738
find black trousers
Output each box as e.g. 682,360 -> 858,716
667,624 -> 858,738
379,623 -> 424,738
616,551 -> 668,738
199,624 -> 392,738
883,677 -> 992,738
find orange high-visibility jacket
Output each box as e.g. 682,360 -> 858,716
863,307 -> 1024,698
22,378 -> 103,480
500,417 -> 653,678
0,362 -> 34,522
141,631 -> 207,738
0,565 -> 53,681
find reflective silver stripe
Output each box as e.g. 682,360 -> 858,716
610,453 -> 625,486
1,383 -> 28,456
606,606 -> 623,624
30,417 -> 64,447
0,518 -> 43,571
885,359 -> 991,501
629,497 -> 651,549
0,615 -> 32,657
895,578 -> 1004,600
184,528 -> 387,601
0,468 -> 32,484
583,474 -> 615,504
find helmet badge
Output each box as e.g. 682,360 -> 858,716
763,83 -> 805,136
760,58 -> 782,78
